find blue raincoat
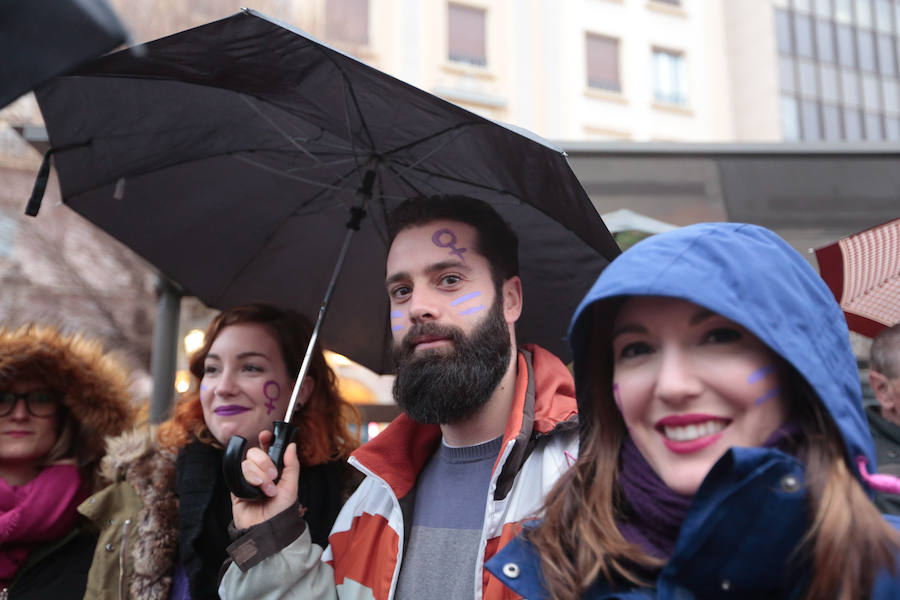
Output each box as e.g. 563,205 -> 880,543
486,223 -> 900,599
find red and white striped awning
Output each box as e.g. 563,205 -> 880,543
815,218 -> 900,338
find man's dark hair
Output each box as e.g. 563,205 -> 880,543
871,323 -> 900,379
387,195 -> 519,286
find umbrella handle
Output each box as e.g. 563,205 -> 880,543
223,420 -> 298,500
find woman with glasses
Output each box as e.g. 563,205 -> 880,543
0,325 -> 134,600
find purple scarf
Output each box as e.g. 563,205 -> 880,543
617,425 -> 801,559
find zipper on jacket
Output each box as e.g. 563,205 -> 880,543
117,518 -> 131,600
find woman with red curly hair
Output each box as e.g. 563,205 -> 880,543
82,304 -> 360,600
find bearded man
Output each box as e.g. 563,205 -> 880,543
223,196 -> 579,600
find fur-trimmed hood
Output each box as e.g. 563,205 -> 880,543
0,324 -> 134,473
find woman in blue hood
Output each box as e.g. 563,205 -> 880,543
487,223 -> 900,599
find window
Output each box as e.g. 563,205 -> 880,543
841,68 -> 861,105
799,60 -> 819,97
875,0 -> 893,33
843,107 -> 863,138
815,0 -> 833,17
836,24 -> 856,66
795,14 -> 815,57
816,18 -> 836,62
855,0 -> 873,28
448,3 -> 486,66
781,95 -> 801,140
820,63 -> 841,101
325,0 -> 369,45
884,79 -> 900,114
801,99 -> 822,139
886,117 -> 900,139
857,30 -> 877,71
586,34 -> 621,92
780,56 -> 797,93
877,34 -> 896,75
862,73 -> 882,109
836,0 -> 853,23
776,10 -> 794,54
823,104 -> 843,139
652,48 -> 688,106
864,112 -> 883,139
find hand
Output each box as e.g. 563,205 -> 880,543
231,430 -> 300,530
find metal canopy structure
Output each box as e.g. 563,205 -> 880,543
562,142 -> 900,262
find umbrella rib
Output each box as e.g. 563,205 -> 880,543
239,94 -> 324,165
387,160 -> 518,198
232,154 -> 347,191
211,162 -> 366,306
381,122 -> 480,157
385,126 -> 474,180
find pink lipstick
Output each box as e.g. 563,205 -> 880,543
655,414 -> 730,454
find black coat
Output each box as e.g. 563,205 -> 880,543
175,441 -> 356,599
4,520 -> 96,600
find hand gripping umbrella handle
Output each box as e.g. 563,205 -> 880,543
223,420 -> 298,500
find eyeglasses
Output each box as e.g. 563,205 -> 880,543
0,390 -> 61,417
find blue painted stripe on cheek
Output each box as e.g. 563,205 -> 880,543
390,310 -> 402,319
450,291 -> 482,306
747,364 -> 776,384
754,386 -> 781,405
392,324 -> 404,332
458,305 -> 485,316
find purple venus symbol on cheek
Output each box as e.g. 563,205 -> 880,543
391,310 -> 403,332
263,381 -> 281,416
432,228 -> 467,260
450,291 -> 485,316
747,365 -> 780,405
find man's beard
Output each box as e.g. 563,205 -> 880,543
392,294 -> 512,425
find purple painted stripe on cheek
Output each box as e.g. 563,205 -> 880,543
392,324 -> 404,331
200,384 -> 207,392
450,291 -> 482,306
390,310 -> 402,319
747,364 -> 776,384
458,305 -> 485,316
754,386 -> 781,405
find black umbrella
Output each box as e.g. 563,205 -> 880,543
0,0 -> 128,109
33,9 -> 620,497
32,9 -> 619,375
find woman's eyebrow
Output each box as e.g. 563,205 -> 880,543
690,309 -> 717,325
611,323 -> 646,340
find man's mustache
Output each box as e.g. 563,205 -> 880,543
398,322 -> 464,356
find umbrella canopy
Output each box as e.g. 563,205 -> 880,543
33,9 -> 619,374
814,217 -> 900,338
0,0 -> 128,108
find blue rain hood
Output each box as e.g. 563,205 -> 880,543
568,222 -> 876,481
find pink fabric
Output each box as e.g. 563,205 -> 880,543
857,455 -> 900,496
0,465 -> 86,582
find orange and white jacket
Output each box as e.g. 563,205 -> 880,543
221,344 -> 578,600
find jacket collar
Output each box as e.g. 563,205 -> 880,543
488,447 -> 811,599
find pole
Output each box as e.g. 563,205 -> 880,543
149,275 -> 182,423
